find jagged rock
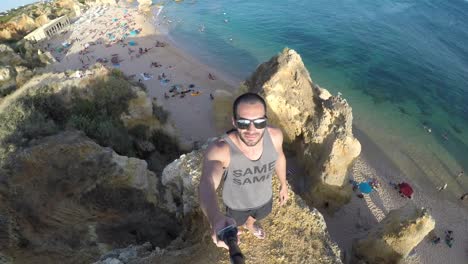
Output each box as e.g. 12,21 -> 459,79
0,66 -> 17,96
121,88 -> 161,131
137,0 -> 153,12
16,14 -> 37,32
37,49 -> 56,64
34,14 -> 50,26
352,204 -> 435,263
0,44 -> 24,66
244,48 -> 361,208
0,67 -> 13,82
0,131 -> 180,263
94,242 -> 153,264
86,0 -> 119,6
14,65 -> 33,87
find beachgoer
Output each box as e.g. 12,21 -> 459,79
210,93 -> 215,100
437,183 -> 448,192
369,178 -> 380,189
431,236 -> 441,245
460,193 -> 468,200
442,133 -> 448,141
199,93 -> 288,249
457,170 -> 464,178
444,230 -> 454,248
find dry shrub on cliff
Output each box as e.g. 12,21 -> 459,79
0,74 -> 137,166
0,70 -> 183,171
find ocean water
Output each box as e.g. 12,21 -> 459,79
154,0 -> 468,200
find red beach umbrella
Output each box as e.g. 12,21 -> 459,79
398,182 -> 413,198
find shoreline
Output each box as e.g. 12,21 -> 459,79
324,127 -> 468,263
43,3 -> 468,263
150,5 -> 244,88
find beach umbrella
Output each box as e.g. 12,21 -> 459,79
398,182 -> 413,198
358,182 -> 373,194
130,30 -> 139,36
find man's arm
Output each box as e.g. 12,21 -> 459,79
269,127 -> 288,206
199,141 -> 227,224
198,141 -> 235,249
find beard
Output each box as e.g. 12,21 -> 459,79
238,129 -> 265,147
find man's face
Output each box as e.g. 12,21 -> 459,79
233,102 -> 266,147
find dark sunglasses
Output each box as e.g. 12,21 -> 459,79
235,117 -> 268,129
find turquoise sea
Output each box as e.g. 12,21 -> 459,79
154,0 -> 468,200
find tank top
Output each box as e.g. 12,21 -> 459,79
222,129 -> 278,210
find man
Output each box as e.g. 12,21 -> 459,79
199,92 -> 289,249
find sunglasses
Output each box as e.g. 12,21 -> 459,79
235,117 -> 268,129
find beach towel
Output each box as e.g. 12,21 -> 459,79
140,73 -> 154,81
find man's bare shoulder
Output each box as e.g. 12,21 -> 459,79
204,138 -> 230,162
267,126 -> 284,142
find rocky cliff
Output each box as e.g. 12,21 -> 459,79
244,48 -> 361,209
0,43 -> 45,98
352,204 -> 435,263
0,131 -> 179,264
92,141 -> 343,264
0,64 -> 183,263
137,0 -> 153,12
0,0 -> 84,41
0,48 -> 362,263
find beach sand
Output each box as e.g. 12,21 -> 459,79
46,3 -> 238,148
41,3 -> 468,263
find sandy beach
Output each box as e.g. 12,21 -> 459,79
45,3 -> 237,148
40,3 -> 467,263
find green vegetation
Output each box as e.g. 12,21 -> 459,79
0,6 -> 27,23
0,72 -> 182,172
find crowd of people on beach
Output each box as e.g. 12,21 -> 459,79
36,4 -> 218,105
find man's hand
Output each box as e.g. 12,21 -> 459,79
279,185 -> 289,206
211,214 -> 237,249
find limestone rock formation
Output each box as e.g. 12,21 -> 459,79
14,66 -> 33,87
121,88 -> 161,131
86,0 -> 118,6
352,204 -> 435,263
16,14 -> 37,32
0,44 -> 24,66
244,48 -> 361,208
0,66 -> 13,82
137,0 -> 153,12
34,13 -> 50,26
0,131 -> 180,263
0,0 -> 82,41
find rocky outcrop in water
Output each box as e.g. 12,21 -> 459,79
244,48 -> 361,209
352,204 -> 435,263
